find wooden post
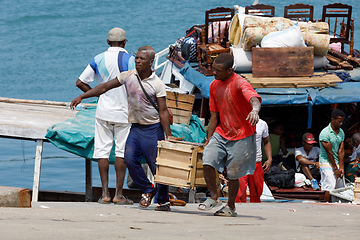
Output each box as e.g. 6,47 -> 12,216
32,139 -> 43,202
85,158 -> 92,202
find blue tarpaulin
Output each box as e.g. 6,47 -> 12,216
179,63 -> 360,128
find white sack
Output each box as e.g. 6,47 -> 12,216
261,22 -> 306,48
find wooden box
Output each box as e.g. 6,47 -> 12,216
154,140 -> 206,189
353,177 -> 360,204
166,92 -> 195,125
252,47 -> 314,78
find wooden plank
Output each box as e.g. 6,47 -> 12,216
252,47 -> 314,77
169,108 -> 192,118
242,73 -> 341,88
157,140 -> 195,153
169,108 -> 192,124
166,92 -> 195,104
0,102 -> 78,140
166,100 -> 194,111
0,97 -> 97,107
154,175 -> 190,189
156,158 -> 192,170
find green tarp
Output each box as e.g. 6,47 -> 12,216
45,107 -> 206,164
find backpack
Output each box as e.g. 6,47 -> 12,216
181,37 -> 197,62
264,166 -> 295,188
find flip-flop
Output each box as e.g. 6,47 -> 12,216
97,197 -> 111,204
113,197 -> 134,205
198,198 -> 222,211
214,206 -> 237,217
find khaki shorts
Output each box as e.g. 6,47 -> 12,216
93,118 -> 130,159
202,133 -> 256,180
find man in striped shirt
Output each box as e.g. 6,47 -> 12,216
319,109 -> 346,197
76,28 -> 135,205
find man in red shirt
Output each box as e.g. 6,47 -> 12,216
198,53 -> 261,217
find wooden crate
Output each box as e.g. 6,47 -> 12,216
252,47 -> 314,78
154,140 -> 206,189
166,92 -> 195,125
353,177 -> 360,204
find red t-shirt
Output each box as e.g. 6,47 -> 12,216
209,72 -> 261,141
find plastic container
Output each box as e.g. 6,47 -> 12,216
329,186 -> 354,203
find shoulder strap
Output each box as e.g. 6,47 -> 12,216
136,74 -> 159,113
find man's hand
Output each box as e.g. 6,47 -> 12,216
262,160 -> 272,173
334,169 -> 342,178
70,96 -> 82,110
314,162 -> 320,170
246,109 -> 259,126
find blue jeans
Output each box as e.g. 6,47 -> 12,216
124,122 -> 169,204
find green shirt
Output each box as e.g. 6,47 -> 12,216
319,123 -> 344,164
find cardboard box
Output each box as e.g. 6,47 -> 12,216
154,141 -> 206,189
252,47 -> 314,78
166,92 -> 195,125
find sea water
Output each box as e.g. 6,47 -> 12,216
0,0 -> 359,192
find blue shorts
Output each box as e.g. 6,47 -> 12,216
203,133 -> 256,180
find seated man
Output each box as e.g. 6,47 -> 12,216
295,133 -> 321,190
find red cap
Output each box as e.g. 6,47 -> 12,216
302,133 -> 317,144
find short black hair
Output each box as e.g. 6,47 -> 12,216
213,52 -> 234,70
331,109 -> 345,119
138,46 -> 155,60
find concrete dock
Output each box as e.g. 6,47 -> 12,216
1,201 -> 359,239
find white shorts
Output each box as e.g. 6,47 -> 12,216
320,168 -> 345,191
93,118 -> 130,159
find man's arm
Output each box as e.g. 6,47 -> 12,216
76,79 -> 92,93
321,141 -> 342,178
262,136 -> 273,173
157,96 -> 172,139
70,78 -> 121,109
205,111 -> 219,145
296,155 -> 319,169
246,97 -> 261,126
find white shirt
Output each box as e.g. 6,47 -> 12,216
295,146 -> 321,172
79,47 -> 135,123
256,119 -> 269,162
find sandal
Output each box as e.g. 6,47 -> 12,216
139,190 -> 156,208
214,206 -> 237,217
155,202 -> 171,211
113,196 -> 134,205
198,198 -> 222,211
97,196 -> 111,204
